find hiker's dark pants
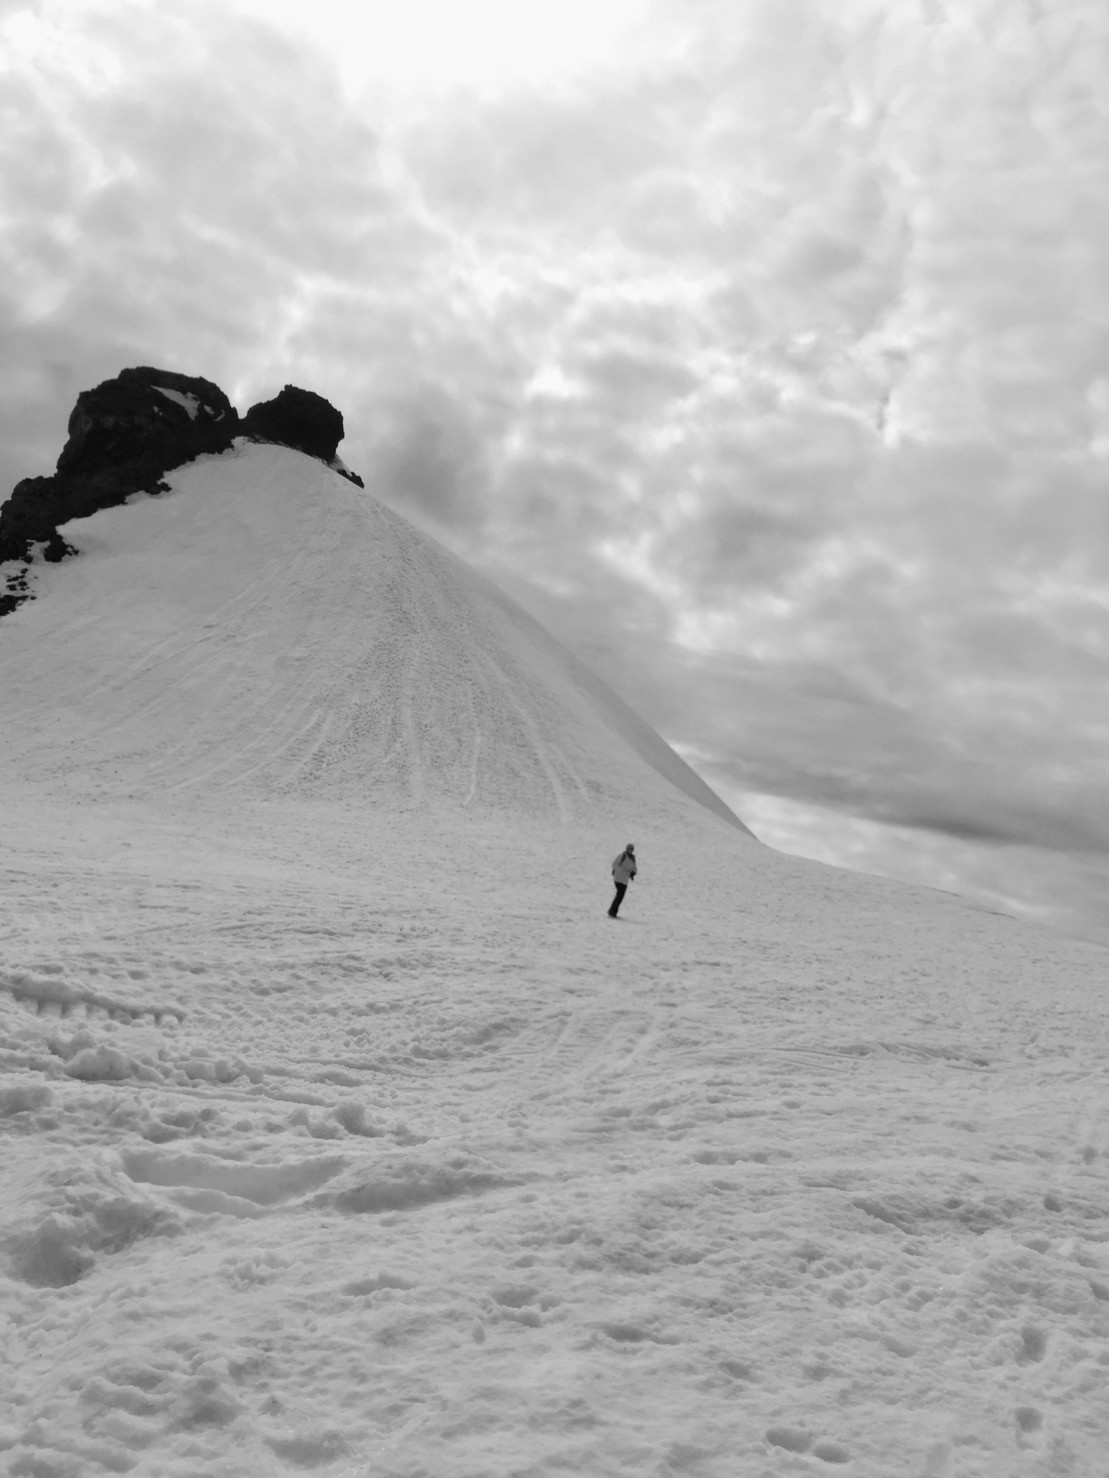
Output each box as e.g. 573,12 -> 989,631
608,882 -> 627,917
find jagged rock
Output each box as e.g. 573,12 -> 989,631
56,367 -> 237,480
0,369 -> 363,615
330,457 -> 365,489
0,367 -> 240,579
242,385 -> 344,463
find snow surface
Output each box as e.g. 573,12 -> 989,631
1,445 -> 1107,1477
153,387 -> 201,420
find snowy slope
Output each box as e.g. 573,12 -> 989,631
1,446 -> 1107,1478
0,443 -> 748,832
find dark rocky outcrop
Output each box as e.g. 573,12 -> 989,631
241,385 -> 345,463
0,368 -> 239,589
0,368 -> 362,616
56,367 -> 237,481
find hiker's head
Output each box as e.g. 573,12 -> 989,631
626,843 -> 635,853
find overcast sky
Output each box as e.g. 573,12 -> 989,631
3,0 -> 1107,942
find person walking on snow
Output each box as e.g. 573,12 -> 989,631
608,843 -> 637,918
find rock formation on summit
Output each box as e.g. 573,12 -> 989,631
0,368 -> 361,615
1,368 -> 238,576
241,385 -> 345,464
57,367 -> 237,482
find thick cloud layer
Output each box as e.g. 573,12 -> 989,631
3,0 -> 1106,939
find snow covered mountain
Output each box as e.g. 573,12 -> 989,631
1,442 -> 748,833
1,442 -> 1107,1477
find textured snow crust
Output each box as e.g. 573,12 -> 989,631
0,447 -> 1106,1477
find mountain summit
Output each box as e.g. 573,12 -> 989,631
0,436 -> 749,832
0,367 -> 361,606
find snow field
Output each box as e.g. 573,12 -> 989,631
2,800 -> 1107,1477
1,443 -> 1106,1474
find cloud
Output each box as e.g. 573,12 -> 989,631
0,0 -> 420,487
722,788 -> 1109,945
370,385 -> 493,530
2,0 -> 1107,940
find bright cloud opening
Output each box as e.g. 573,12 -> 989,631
230,0 -> 652,93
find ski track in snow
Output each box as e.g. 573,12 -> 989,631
0,448 -> 1106,1476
